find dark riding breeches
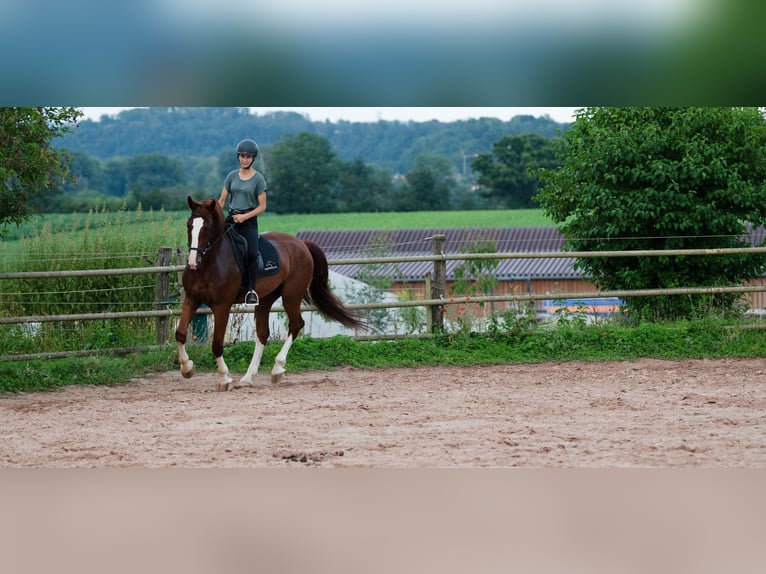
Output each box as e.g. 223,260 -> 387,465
234,220 -> 259,288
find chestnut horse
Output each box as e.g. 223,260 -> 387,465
175,197 -> 365,390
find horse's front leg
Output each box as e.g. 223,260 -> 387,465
175,297 -> 200,379
211,305 -> 233,391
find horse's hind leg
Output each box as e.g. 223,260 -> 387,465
271,335 -> 296,384
271,297 -> 305,384
240,305 -> 271,385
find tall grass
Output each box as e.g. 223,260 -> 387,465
1,205 -> 185,355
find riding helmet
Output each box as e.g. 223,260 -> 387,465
236,139 -> 259,158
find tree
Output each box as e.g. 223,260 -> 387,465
537,107 -> 766,320
0,107 -> 82,227
103,158 -> 128,197
61,150 -> 106,193
395,154 -> 455,211
268,132 -> 340,213
471,133 -> 560,208
125,153 -> 185,192
336,158 -> 394,212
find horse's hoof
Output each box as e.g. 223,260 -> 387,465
217,381 -> 232,392
181,367 -> 195,379
271,372 -> 283,384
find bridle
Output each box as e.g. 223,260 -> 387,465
187,213 -> 229,264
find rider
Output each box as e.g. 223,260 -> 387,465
218,139 -> 268,306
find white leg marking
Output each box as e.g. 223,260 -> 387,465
216,355 -> 232,384
241,339 -> 266,384
271,334 -> 294,378
177,341 -> 195,377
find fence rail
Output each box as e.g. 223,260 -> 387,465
4,238 -> 766,360
4,285 -> 766,327
4,245 -> 766,281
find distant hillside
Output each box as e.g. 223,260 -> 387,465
60,107 -> 569,173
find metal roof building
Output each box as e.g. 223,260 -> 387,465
296,227 -> 580,282
296,226 -> 766,313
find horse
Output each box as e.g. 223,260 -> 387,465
175,196 -> 365,391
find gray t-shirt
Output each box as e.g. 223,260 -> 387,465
223,169 -> 267,212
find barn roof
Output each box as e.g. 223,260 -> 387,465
296,227 -> 579,281
297,226 -> 766,283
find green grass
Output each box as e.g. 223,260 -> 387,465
2,318 -> 765,394
2,207 -> 553,244
259,209 -> 554,235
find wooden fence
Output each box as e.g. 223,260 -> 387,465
4,236 -> 766,360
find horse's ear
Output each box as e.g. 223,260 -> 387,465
202,198 -> 218,211
187,196 -> 196,210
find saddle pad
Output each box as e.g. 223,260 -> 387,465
226,227 -> 281,282
256,235 -> 280,277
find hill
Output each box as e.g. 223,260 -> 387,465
60,107 -> 569,173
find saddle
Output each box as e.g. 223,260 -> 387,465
226,226 -> 280,291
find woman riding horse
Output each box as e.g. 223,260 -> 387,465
218,138 -> 266,306
176,196 -> 365,390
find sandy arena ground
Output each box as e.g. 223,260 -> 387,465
2,358 -> 766,467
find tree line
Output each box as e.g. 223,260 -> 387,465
59,107 -> 567,172
35,128 -> 562,214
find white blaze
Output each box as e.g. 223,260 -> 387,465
187,217 -> 203,268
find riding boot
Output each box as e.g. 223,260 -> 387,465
245,259 -> 258,305
241,224 -> 260,305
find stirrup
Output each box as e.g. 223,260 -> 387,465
245,290 -> 259,306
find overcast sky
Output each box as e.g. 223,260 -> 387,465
80,107 -> 579,124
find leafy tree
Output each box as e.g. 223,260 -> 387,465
537,107 -> 766,320
61,150 -> 107,193
471,133 -> 560,208
395,154 -> 455,211
184,155 -> 219,192
125,153 -> 185,192
268,132 -> 340,213
336,158 -> 394,212
216,148 -> 235,182
0,107 -> 82,228
103,158 -> 129,196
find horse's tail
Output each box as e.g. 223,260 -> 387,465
303,240 -> 367,331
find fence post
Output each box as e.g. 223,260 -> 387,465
430,234 -> 446,332
154,247 -> 172,344
424,271 -> 432,332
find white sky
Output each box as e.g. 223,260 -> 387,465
79,107 -> 579,124
174,1 -> 697,31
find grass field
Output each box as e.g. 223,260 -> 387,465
2,207 -> 553,243
260,209 -> 554,235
